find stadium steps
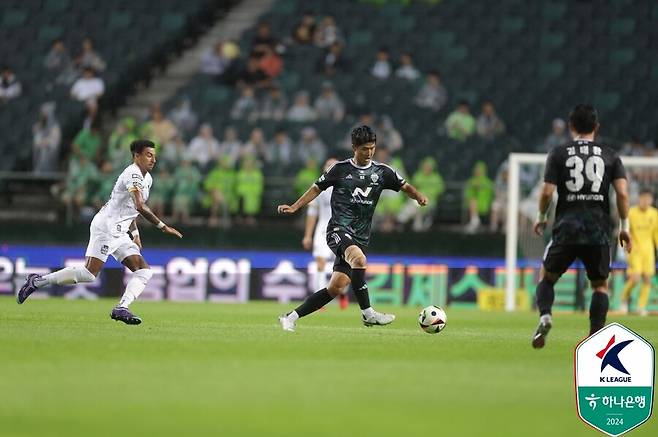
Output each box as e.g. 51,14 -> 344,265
114,0 -> 275,123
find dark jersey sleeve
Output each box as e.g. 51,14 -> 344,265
382,165 -> 406,192
543,148 -> 561,184
315,163 -> 340,191
610,155 -> 626,180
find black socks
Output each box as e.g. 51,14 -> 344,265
589,291 -> 609,335
294,288 -> 334,317
535,279 -> 555,316
350,268 -> 371,310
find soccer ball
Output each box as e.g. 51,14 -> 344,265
418,305 -> 447,334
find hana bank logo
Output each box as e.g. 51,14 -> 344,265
596,335 -> 633,382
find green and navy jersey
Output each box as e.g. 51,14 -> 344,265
544,140 -> 626,245
315,158 -> 406,246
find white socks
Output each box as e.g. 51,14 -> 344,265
361,307 -> 376,318
118,269 -> 153,308
540,314 -> 552,325
35,266 -> 96,287
287,311 -> 300,322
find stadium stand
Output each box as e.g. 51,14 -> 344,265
2,0 -> 657,231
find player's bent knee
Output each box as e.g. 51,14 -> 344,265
590,279 -> 608,292
133,268 -> 153,284
541,271 -> 560,284
75,266 -> 96,283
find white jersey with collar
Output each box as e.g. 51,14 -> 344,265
97,163 -> 152,236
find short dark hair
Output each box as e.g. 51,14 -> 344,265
639,188 -> 654,197
130,139 -> 155,156
569,104 -> 598,134
351,125 -> 376,147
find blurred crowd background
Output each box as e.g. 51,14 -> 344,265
2,0 -> 657,236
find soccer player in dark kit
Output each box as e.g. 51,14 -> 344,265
531,104 -> 632,348
277,125 -> 428,331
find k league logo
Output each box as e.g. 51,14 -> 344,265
575,323 -> 655,436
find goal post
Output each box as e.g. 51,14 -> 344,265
504,153 -> 658,312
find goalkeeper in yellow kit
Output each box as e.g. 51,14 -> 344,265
621,189 -> 658,316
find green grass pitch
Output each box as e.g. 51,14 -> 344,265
1,297 -> 655,437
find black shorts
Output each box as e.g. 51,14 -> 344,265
542,243 -> 610,281
326,230 -> 362,276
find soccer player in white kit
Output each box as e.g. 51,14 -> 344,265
302,158 -> 348,309
17,140 -> 183,325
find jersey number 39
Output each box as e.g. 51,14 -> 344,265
565,156 -> 605,193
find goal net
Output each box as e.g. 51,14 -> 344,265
504,153 -> 658,312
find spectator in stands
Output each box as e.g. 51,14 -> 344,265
107,117 -> 138,168
465,161 -> 494,233
92,161 -> 116,210
314,15 -> 343,48
314,81 -> 345,122
377,115 -> 403,153
252,23 -> 279,57
235,157 -> 264,225
540,118 -> 569,152
146,104 -> 178,145
32,102 -> 61,173
188,123 -> 220,171
71,118 -> 102,164
319,42 -> 346,76
445,101 -> 476,141
44,39 -> 77,86
476,100 -> 506,140
242,127 -> 268,162
160,134 -> 188,170
620,136 -> 646,156
371,48 -> 391,80
259,45 -> 284,79
287,91 -> 316,122
218,126 -> 243,166
395,53 -> 420,81
203,157 -> 237,227
167,97 -> 198,138
398,157 -> 444,231
292,12 -> 316,45
489,160 -> 509,233
200,41 -> 231,76
259,85 -> 288,121
75,37 -> 106,73
238,55 -> 270,89
266,129 -> 294,167
0,67 -> 22,103
70,67 -> 104,122
61,153 -> 99,218
149,167 -> 175,219
172,157 -> 202,225
374,148 -> 407,232
298,127 -> 326,163
230,86 -> 258,121
415,70 -> 447,112
295,158 -> 319,197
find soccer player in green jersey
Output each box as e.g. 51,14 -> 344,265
277,125 -> 428,331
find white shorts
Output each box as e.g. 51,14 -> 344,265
312,230 -> 335,260
85,215 -> 141,263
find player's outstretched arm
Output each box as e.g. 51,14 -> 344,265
613,178 -> 632,253
533,182 -> 555,236
401,183 -> 428,206
130,190 -> 183,239
278,184 -> 321,215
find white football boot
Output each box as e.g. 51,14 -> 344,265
278,314 -> 296,332
362,310 -> 396,327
